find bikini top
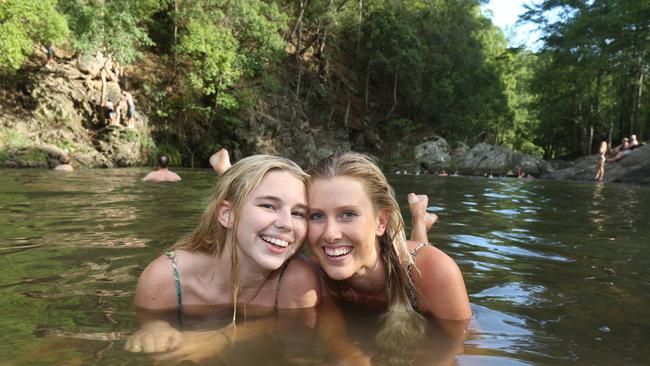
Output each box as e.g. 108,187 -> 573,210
165,250 -> 290,314
407,242 -> 433,309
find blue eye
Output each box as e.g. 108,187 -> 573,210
259,203 -> 274,210
340,210 -> 358,220
309,212 -> 324,221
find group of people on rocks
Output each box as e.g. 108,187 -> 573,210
103,90 -> 136,128
595,134 -> 643,181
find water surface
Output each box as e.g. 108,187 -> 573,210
1,169 -> 649,365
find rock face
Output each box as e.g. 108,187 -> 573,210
235,98 -> 351,169
0,55 -> 150,168
457,143 -> 550,175
413,138 -> 550,176
543,144 -> 650,185
414,136 -> 451,171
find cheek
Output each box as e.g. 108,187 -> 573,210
307,223 -> 321,244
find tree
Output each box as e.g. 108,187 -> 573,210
0,0 -> 68,72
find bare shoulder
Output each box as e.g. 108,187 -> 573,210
142,171 -> 157,181
134,253 -> 179,310
406,240 -> 472,320
276,255 -> 322,309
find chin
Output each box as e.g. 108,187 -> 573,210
321,265 -> 353,281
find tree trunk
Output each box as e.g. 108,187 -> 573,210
385,66 -> 399,120
633,64 -> 644,133
100,67 -> 107,103
173,0 -> 179,65
364,60 -> 371,112
295,0 -> 306,100
356,0 -> 363,60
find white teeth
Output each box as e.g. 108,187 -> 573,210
324,247 -> 352,257
261,235 -> 289,248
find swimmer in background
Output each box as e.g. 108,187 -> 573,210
142,155 -> 182,182
54,155 -> 73,172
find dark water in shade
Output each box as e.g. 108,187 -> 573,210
1,168 -> 649,365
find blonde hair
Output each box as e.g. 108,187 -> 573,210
309,152 -> 425,360
173,155 -> 308,317
599,141 -> 608,155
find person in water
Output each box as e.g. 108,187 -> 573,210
127,154 -> 322,355
142,155 -> 182,182
54,155 -> 73,172
595,141 -> 607,181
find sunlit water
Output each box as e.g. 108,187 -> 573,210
1,168 -> 649,365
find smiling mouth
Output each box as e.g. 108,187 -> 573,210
261,235 -> 289,249
323,246 -> 352,257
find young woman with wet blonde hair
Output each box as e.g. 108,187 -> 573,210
127,154 -> 321,355
307,152 -> 471,359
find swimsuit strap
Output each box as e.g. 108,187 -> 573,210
274,261 -> 291,310
165,251 -> 184,329
407,242 -> 433,310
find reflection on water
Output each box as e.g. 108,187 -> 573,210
1,169 -> 650,365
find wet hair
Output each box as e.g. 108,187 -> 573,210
173,155 -> 309,319
309,151 -> 425,359
158,155 -> 169,168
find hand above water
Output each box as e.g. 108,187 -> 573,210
124,320 -> 183,354
149,329 -> 232,363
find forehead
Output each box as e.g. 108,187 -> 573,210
251,170 -> 306,202
308,176 -> 373,207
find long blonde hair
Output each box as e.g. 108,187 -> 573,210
173,155 -> 308,316
309,152 -> 426,360
599,141 -> 608,155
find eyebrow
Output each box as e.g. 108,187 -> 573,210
308,205 -> 362,211
255,195 -> 308,210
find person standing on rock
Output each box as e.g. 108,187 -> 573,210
142,155 -> 181,182
121,90 -> 136,128
103,99 -> 118,126
595,141 -> 607,182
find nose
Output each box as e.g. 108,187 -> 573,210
322,218 -> 342,243
274,208 -> 294,231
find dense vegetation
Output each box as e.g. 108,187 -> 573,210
1,0 -> 648,162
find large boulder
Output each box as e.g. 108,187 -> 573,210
457,143 -> 550,176
414,136 -> 451,171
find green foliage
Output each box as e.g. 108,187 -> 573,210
380,118 -> 423,139
151,143 -> 182,167
176,0 -> 287,109
0,129 -> 31,148
60,0 -> 162,64
0,0 -> 68,71
524,0 -> 650,157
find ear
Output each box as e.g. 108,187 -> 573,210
375,210 -> 389,236
217,201 -> 234,228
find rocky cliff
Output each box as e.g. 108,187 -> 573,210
0,53 -> 154,168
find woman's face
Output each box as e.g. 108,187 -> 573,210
307,176 -> 385,281
233,170 -> 308,271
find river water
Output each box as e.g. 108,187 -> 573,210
1,168 -> 649,365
